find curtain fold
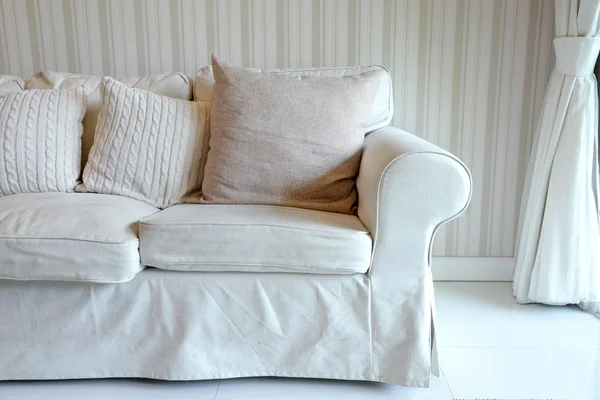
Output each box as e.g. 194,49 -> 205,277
514,0 -> 600,313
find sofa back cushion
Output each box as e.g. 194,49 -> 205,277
0,75 -> 26,93
28,71 -> 193,173
196,56 -> 382,214
194,64 -> 393,133
0,88 -> 86,196
81,78 -> 208,209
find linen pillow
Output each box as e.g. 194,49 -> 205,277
28,71 -> 193,174
0,88 -> 86,196
194,64 -> 393,133
197,56 -> 382,214
81,77 -> 208,209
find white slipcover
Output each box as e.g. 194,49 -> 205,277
0,75 -> 25,93
194,64 -> 393,133
0,269 -> 373,382
0,193 -> 158,282
28,71 -> 193,100
0,129 -> 471,388
139,204 -> 372,274
357,127 -> 471,382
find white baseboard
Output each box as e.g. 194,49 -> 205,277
431,256 -> 514,281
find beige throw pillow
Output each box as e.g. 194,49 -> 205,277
197,56 -> 382,214
194,64 -> 393,133
0,88 -> 86,196
82,78 -> 208,209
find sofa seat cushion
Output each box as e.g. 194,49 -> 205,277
0,193 -> 159,282
139,204 -> 372,274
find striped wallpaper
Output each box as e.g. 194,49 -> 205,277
0,0 -> 554,257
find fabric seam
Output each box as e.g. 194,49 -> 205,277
0,269 -> 140,284
0,237 -> 139,245
144,262 -> 368,273
139,222 -> 370,235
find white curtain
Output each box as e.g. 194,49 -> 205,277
514,0 -> 600,313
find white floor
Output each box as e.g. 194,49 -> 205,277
1,282 -> 599,400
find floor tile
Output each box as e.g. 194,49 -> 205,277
439,347 -> 600,400
214,373 -> 453,400
434,282 -> 600,349
434,282 -> 516,313
0,379 -> 221,400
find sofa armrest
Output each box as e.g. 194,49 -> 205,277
356,127 -> 471,384
357,127 -> 472,277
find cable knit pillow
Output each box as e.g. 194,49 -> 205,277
197,56 -> 383,214
81,77 -> 208,209
28,71 -> 193,174
0,88 -> 86,196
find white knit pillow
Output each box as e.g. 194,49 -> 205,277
28,71 -> 193,174
82,77 -> 208,208
0,88 -> 86,196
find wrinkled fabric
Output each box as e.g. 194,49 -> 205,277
0,128 -> 471,388
514,0 -> 600,307
0,269 -> 373,381
139,204 -> 372,274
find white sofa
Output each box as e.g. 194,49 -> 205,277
0,67 -> 471,388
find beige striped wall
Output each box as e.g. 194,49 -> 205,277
0,0 -> 554,257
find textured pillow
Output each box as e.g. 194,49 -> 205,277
0,88 -> 86,196
28,71 -> 193,174
81,77 -> 208,209
194,64 -> 393,133
198,56 -> 382,214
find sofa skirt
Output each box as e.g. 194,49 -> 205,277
1,269 -> 375,380
0,268 -> 434,386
